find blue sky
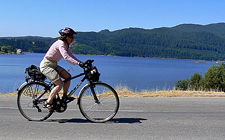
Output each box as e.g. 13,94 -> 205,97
0,0 -> 224,37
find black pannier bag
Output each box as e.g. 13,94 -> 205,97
25,65 -> 46,81
88,66 -> 100,82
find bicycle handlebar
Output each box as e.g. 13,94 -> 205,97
79,59 -> 94,69
84,59 -> 94,65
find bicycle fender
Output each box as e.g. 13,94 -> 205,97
17,82 -> 28,92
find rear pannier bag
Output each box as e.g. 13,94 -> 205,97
25,65 -> 46,81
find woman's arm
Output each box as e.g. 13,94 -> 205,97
59,45 -> 81,65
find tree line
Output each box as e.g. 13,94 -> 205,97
176,62 -> 225,92
0,38 -> 56,53
1,23 -> 225,61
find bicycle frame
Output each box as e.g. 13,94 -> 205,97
63,72 -> 87,98
63,71 -> 99,104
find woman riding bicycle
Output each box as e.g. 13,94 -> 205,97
40,27 -> 82,112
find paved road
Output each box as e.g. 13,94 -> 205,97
1,96 -> 225,140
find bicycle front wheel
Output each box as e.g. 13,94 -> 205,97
78,82 -> 119,123
17,82 -> 53,121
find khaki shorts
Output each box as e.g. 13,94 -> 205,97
40,58 -> 65,82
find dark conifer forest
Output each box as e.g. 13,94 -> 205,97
1,23 -> 225,60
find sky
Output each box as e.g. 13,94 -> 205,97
0,0 -> 224,37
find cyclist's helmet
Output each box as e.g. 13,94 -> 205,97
59,27 -> 77,36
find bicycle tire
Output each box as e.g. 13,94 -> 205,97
78,82 -> 119,123
17,82 -> 53,121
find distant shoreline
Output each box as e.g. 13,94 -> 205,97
0,52 -> 222,63
0,52 -> 24,55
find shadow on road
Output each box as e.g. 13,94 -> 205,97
110,118 -> 147,123
46,118 -> 147,124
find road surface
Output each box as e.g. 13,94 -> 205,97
1,96 -> 225,140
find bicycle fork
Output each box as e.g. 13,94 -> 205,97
90,83 -> 100,104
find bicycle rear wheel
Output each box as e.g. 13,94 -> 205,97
78,82 -> 119,123
17,82 -> 53,121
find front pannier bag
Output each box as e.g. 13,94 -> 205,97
88,66 -> 100,82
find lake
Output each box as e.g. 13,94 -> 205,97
0,53 -> 214,94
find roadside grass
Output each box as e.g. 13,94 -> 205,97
115,84 -> 225,97
117,90 -> 225,97
1,85 -> 225,97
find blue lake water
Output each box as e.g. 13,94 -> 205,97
0,53 -> 214,94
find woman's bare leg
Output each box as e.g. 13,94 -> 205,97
46,79 -> 63,104
59,70 -> 71,98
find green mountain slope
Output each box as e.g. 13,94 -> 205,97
1,23 -> 225,60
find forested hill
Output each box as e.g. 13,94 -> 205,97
1,23 -> 225,60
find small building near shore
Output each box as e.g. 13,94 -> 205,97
16,49 -> 22,54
